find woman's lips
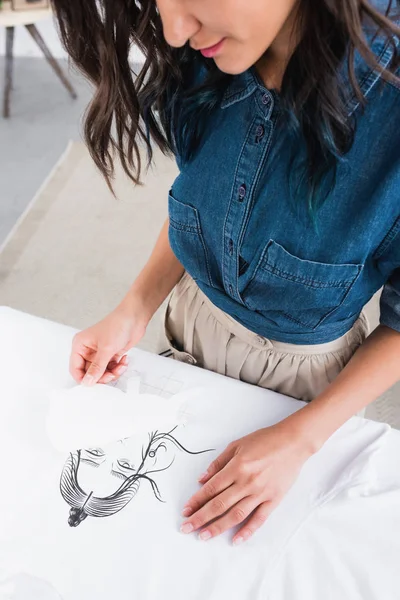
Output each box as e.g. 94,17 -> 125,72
199,38 -> 225,58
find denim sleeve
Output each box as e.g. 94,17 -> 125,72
378,218 -> 400,333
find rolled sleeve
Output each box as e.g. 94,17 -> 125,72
380,268 -> 400,332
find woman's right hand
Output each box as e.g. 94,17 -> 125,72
69,300 -> 148,386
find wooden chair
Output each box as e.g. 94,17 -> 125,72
0,1 -> 77,118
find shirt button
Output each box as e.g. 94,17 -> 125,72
238,184 -> 246,201
255,124 -> 265,139
262,93 -> 270,105
229,284 -> 234,295
228,238 -> 234,255
257,336 -> 267,346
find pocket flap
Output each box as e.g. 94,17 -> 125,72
260,239 -> 362,288
168,191 -> 200,233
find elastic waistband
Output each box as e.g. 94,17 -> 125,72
180,272 -> 369,355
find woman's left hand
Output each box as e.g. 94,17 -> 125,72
180,421 -> 314,545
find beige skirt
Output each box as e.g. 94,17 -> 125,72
164,272 -> 371,418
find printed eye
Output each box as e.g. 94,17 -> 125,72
81,448 -> 106,467
86,448 -> 105,457
111,459 -> 136,480
118,459 -> 135,470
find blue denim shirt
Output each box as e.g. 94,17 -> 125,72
168,29 -> 400,344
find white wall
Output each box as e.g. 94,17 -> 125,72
0,15 -> 145,62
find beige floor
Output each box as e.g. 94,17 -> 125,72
0,140 -> 176,354
0,140 -> 399,427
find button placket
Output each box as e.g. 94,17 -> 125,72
262,92 -> 270,105
221,107 -> 275,304
259,91 -> 274,119
255,124 -> 265,143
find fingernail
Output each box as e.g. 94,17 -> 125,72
104,374 -> 116,383
198,471 -> 208,481
199,530 -> 211,541
182,507 -> 192,517
180,523 -> 194,534
233,537 -> 243,546
82,375 -> 94,386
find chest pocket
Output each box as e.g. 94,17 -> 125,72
240,239 -> 363,331
168,191 -> 213,287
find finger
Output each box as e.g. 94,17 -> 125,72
96,371 -> 117,385
180,485 -> 244,534
81,353 -> 129,385
106,354 -> 129,374
106,357 -> 129,375
69,351 -> 87,383
112,354 -> 129,370
197,443 -> 236,484
81,349 -> 113,386
182,463 -> 235,517
196,497 -> 258,541
96,362 -> 128,384
110,361 -> 129,377
112,353 -> 129,365
232,501 -> 276,545
69,337 -> 95,382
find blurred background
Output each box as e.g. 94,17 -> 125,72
0,0 -> 176,355
0,1 -> 398,427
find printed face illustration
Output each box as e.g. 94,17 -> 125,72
77,433 -> 170,498
60,427 -> 213,527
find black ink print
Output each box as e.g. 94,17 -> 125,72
60,426 -> 213,527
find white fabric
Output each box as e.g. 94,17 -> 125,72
0,307 -> 399,600
46,378 -> 193,452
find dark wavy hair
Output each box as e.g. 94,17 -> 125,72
50,0 -> 400,226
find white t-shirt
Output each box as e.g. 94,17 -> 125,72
1,308 -> 399,599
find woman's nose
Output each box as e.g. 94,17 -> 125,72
157,0 -> 201,48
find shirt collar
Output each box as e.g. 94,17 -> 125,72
220,68 -> 259,109
345,28 -> 399,115
220,27 -> 399,113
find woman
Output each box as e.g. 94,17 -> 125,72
52,0 -> 400,545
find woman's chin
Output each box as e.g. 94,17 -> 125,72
213,53 -> 254,76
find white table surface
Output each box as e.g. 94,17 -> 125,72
1,306 -> 399,599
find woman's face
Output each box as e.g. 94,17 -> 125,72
156,0 -> 300,74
